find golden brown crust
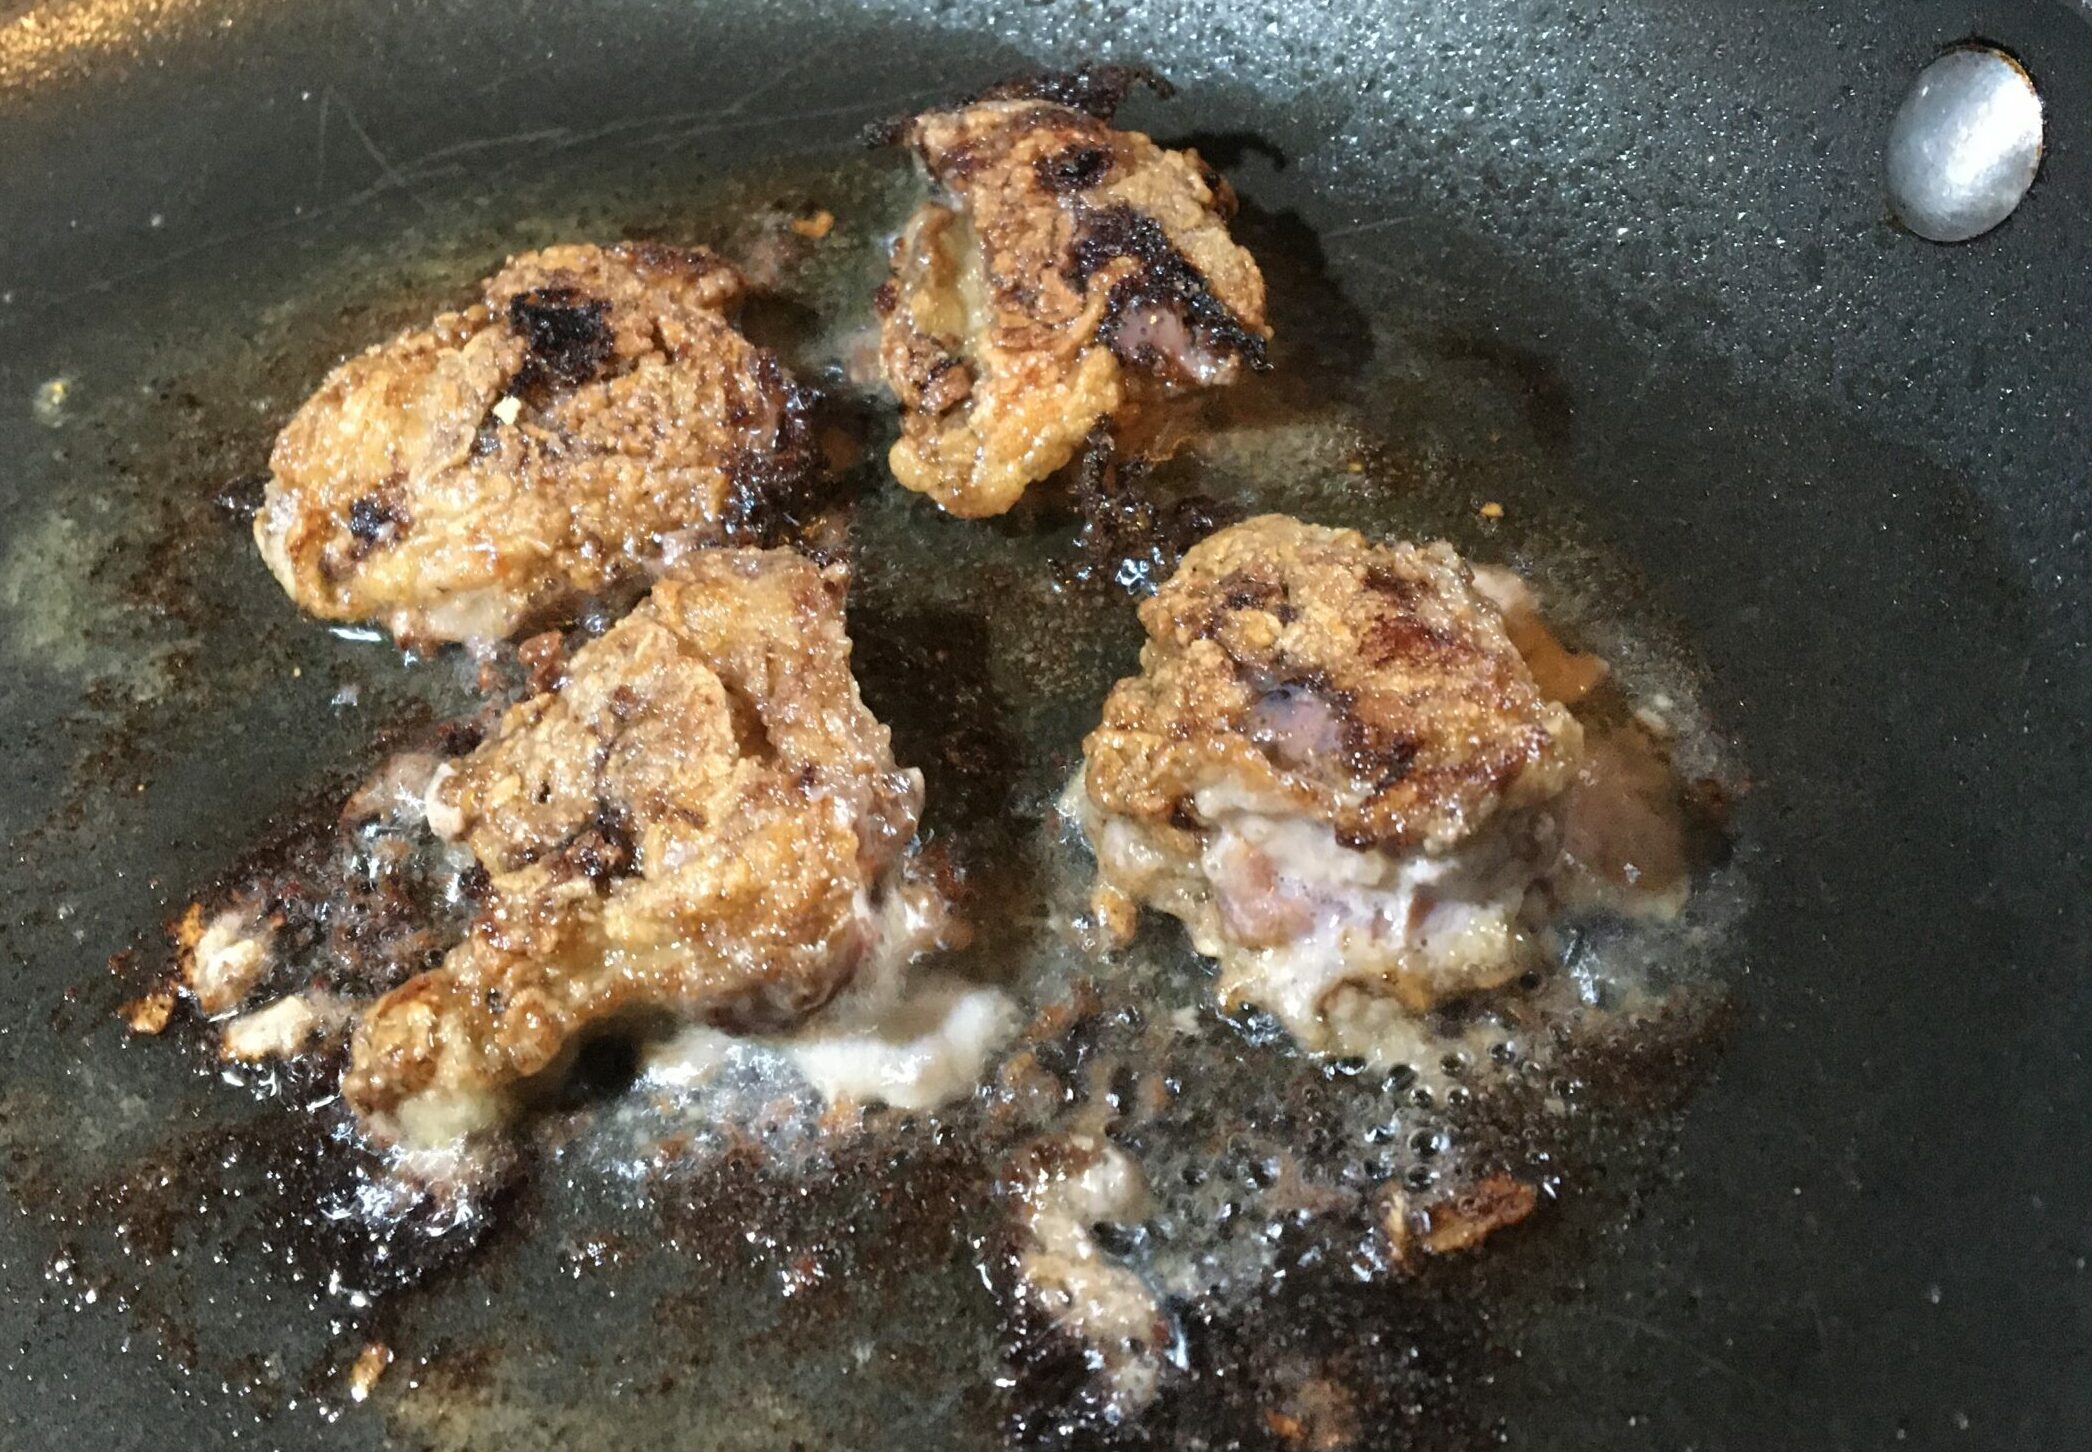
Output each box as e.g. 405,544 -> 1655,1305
342,548 -> 923,1141
256,243 -> 816,645
1083,515 -> 1581,856
1071,518 -> 1585,1042
876,98 -> 1270,518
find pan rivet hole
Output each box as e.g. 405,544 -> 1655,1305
1887,44 -> 2042,244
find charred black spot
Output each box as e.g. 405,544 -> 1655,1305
721,352 -> 825,545
1357,566 -> 1457,664
1362,564 -> 1421,604
343,494 -> 407,561
568,804 -> 637,892
1036,143 -> 1113,193
1067,205 -> 1269,376
1362,605 -> 1457,667
505,286 -> 615,403
1218,570 -> 1285,614
347,495 -> 402,544
1344,725 -> 1421,795
906,350 -> 974,421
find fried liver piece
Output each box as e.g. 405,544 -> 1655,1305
343,548 -> 938,1147
1071,515 -> 1584,1053
875,81 -> 1270,518
257,243 -> 816,646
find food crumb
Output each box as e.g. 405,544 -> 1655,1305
348,1342 -> 393,1403
1418,1174 -> 1538,1256
172,902 -> 206,951
1087,880 -> 1139,949
220,991 -> 350,1062
1382,1174 -> 1539,1268
1380,1187 -> 1414,1266
122,987 -> 176,1035
1264,1408 -> 1307,1441
1478,500 -> 1505,520
1343,458 -> 1365,474
32,376 -> 69,427
515,629 -> 568,694
790,208 -> 835,240
1633,705 -> 1674,738
490,395 -> 522,426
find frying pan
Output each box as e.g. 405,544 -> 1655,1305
3,0 -> 2090,1447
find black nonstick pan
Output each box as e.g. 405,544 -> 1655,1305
3,1 -> 2089,1448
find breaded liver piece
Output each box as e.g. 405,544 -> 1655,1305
257,243 -> 815,647
1072,515 -> 1584,1052
343,548 -> 936,1147
875,82 -> 1270,518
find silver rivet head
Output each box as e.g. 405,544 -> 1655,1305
1887,45 -> 2043,243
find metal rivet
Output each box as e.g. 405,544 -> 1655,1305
1886,45 -> 2043,243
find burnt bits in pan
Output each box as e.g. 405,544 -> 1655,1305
1061,424 -> 1241,594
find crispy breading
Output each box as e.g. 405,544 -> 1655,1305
342,549 -> 930,1145
1085,515 -> 1581,855
257,243 -> 816,646
876,95 -> 1269,517
1074,515 -> 1584,1040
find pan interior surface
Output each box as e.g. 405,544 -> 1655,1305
1,2 -> 2089,1449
